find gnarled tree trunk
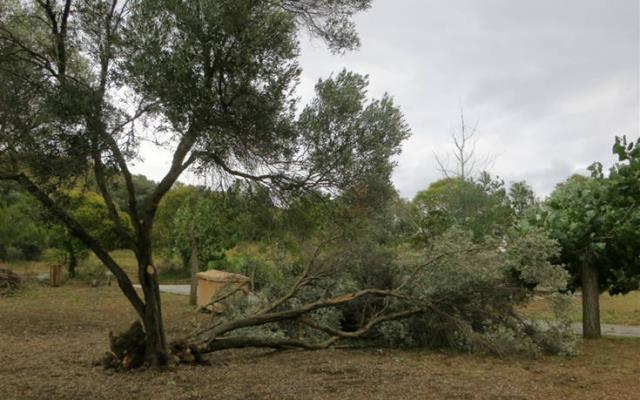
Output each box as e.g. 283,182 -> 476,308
139,267 -> 168,365
137,242 -> 169,366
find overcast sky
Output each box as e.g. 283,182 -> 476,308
135,0 -> 639,199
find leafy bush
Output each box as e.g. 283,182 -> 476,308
156,257 -> 191,282
41,248 -> 68,265
4,246 -> 24,262
374,228 -> 575,356
77,257 -> 109,285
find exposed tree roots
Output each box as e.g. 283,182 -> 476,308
100,321 -> 208,371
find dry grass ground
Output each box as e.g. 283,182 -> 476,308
1,279 -> 640,400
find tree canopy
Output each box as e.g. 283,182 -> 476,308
0,181 -> 48,261
538,136 -> 640,338
0,0 -> 405,366
412,174 -> 514,243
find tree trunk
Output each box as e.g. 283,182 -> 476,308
581,263 -> 601,339
189,244 -> 199,306
139,261 -> 169,366
65,241 -> 77,279
180,253 -> 191,276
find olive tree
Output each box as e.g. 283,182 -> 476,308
0,0 -> 418,366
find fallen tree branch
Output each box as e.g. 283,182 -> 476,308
185,243 -> 496,356
192,286 -> 247,330
195,287 -> 409,341
201,335 -> 340,352
299,307 -> 423,339
257,235 -> 340,315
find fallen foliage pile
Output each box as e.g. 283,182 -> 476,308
0,268 -> 20,296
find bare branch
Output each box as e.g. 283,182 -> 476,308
91,147 -> 136,248
193,287 -> 410,343
299,308 -> 423,339
141,131 -> 199,236
257,235 -> 340,315
434,107 -> 494,180
201,335 -> 339,352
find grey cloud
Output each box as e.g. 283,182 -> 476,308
296,0 -> 639,199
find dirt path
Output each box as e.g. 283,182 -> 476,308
133,284 -> 190,296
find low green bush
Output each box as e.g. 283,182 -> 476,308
208,254 -> 285,291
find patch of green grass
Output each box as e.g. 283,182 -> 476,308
5,250 -> 191,284
107,249 -> 139,276
523,291 -> 640,325
80,250 -> 189,283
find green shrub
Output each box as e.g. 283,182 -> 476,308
4,246 -> 24,262
41,248 -> 67,265
374,227 -> 575,356
156,257 -> 191,282
208,254 -> 284,291
77,257 -> 109,285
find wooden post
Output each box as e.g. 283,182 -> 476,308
50,264 -> 63,287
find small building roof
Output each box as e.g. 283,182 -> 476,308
196,269 -> 250,283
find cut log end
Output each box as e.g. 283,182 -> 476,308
169,340 -> 209,365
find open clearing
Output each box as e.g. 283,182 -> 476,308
2,282 -> 640,400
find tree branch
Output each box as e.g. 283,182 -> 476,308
201,335 -> 339,352
195,287 -> 409,341
256,236 -> 338,315
299,308 -> 423,339
141,131 -> 199,237
91,148 -> 136,248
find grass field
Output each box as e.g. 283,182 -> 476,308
1,277 -> 640,399
523,291 -> 640,326
9,254 -> 640,325
5,250 -> 191,284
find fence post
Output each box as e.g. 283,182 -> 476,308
50,264 -> 63,287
